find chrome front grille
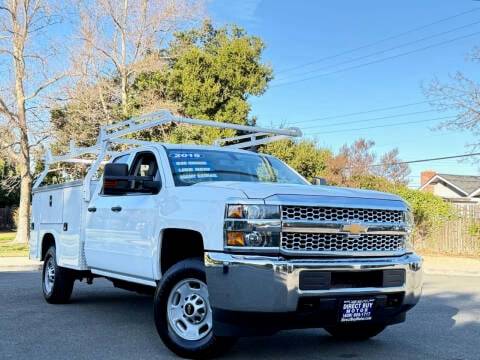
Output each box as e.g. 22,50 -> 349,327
282,206 -> 403,223
280,205 -> 407,255
281,233 -> 405,253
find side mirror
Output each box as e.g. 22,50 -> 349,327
312,177 -> 328,186
103,163 -> 162,195
103,163 -> 129,195
105,163 -> 128,177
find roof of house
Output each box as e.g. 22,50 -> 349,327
421,173 -> 480,196
437,174 -> 480,195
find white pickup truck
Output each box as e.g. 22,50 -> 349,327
30,111 -> 423,359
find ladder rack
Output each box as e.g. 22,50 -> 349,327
33,110 -> 302,200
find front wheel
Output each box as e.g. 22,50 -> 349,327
153,258 -> 236,359
42,246 -> 75,304
325,323 -> 386,341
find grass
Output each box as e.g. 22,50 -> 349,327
0,232 -> 29,257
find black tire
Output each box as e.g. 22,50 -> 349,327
153,258 -> 236,359
325,323 -> 386,341
42,246 -> 75,304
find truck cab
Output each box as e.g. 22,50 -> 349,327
30,112 -> 423,359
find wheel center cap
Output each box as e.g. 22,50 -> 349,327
185,303 -> 194,315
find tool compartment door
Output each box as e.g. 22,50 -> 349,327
60,184 -> 85,268
38,188 -> 64,224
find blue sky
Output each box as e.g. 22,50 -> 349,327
209,0 -> 480,187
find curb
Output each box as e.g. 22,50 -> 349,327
0,257 -> 43,272
0,264 -> 42,272
423,269 -> 480,277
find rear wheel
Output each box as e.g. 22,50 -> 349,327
42,246 -> 75,304
325,323 -> 386,341
154,258 -> 236,359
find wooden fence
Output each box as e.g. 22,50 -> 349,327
0,207 -> 15,230
414,204 -> 480,256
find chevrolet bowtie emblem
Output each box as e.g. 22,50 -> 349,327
342,223 -> 368,234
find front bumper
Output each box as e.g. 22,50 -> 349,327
205,252 -> 423,335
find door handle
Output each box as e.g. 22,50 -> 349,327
111,206 -> 122,212
87,207 -> 97,213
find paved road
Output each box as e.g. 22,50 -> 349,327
1,272 -> 479,360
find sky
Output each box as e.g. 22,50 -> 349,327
209,0 -> 480,187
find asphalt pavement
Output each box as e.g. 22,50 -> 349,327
0,272 -> 479,360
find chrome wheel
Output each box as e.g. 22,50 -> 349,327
167,278 -> 212,341
44,256 -> 55,294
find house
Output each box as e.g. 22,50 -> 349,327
420,170 -> 480,204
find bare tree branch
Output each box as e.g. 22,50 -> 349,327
0,0 -> 66,243
71,0 -> 205,118
0,96 -> 17,121
25,73 -> 67,100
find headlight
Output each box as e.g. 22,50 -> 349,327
225,204 -> 281,251
404,209 -> 415,252
405,209 -> 414,232
226,204 -> 280,219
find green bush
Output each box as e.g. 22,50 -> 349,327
392,186 -> 456,240
336,175 -> 456,242
260,139 -> 331,182
467,222 -> 480,237
348,176 -> 455,238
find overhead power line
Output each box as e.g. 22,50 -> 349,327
276,20 -> 480,82
289,99 -> 441,125
374,132 -> 457,149
300,109 -> 438,130
277,7 -> 480,74
367,152 -> 480,168
307,115 -> 455,135
272,31 -> 480,88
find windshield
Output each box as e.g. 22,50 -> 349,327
166,149 -> 308,187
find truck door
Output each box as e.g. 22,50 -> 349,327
85,150 -> 162,280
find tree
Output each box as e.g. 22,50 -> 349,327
376,148 -> 411,184
424,49 -> 480,149
0,158 -> 20,207
54,21 -> 273,147
339,139 -> 376,178
325,138 -> 410,186
260,139 -> 331,181
0,0 -> 66,243
51,0 -> 203,149
132,20 -> 273,143
51,80 -> 122,148
164,21 -> 272,123
73,0 -> 203,119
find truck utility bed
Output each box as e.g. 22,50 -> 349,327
31,180 -> 98,270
